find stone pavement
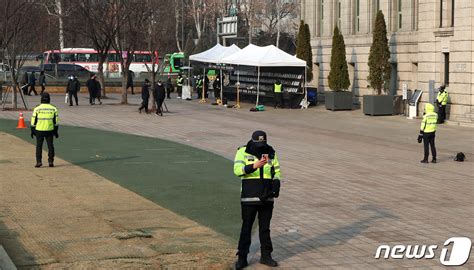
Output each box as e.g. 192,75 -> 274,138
1,93 -> 473,269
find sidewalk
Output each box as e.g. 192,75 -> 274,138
1,93 -> 473,269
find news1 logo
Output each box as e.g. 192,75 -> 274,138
375,237 -> 472,266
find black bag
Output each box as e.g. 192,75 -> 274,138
454,152 -> 465,162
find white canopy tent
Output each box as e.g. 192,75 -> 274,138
189,44 -> 241,64
221,44 -> 307,105
189,44 -> 241,102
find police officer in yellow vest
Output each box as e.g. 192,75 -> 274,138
31,92 -> 59,168
176,74 -> 184,99
418,103 -> 437,163
436,85 -> 448,124
273,80 -> 283,108
233,131 -> 280,269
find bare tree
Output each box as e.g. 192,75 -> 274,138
1,0 -> 39,109
239,0 -> 264,44
76,0 -> 119,98
175,1 -> 183,52
110,0 -> 151,104
256,0 -> 299,47
39,0 -> 69,50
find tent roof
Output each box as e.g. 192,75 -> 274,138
221,44 -> 306,67
189,44 -> 241,64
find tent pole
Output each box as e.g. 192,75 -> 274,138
200,66 -> 206,103
220,65 -> 223,104
233,66 -> 240,109
256,66 -> 260,106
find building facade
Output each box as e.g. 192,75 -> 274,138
301,0 -> 473,125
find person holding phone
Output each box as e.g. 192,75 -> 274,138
233,130 -> 281,269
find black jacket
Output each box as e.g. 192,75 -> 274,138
29,74 -> 36,86
86,78 -> 96,92
141,83 -> 150,100
154,83 -> 166,100
66,79 -> 80,93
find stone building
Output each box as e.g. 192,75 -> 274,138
301,0 -> 473,125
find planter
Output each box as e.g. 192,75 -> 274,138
363,95 -> 394,116
325,91 -> 353,110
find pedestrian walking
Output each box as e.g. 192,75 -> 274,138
139,79 -> 150,114
418,103 -> 438,163
176,74 -> 183,99
39,71 -> 46,94
233,130 -> 281,269
28,72 -> 38,96
94,77 -> 102,105
273,80 -> 283,108
166,76 -> 172,99
87,74 -> 97,105
213,77 -> 221,102
30,92 -> 59,168
196,75 -> 203,99
436,85 -> 448,124
21,72 -> 29,95
204,75 -> 209,98
126,70 -> 134,95
154,80 -> 166,116
66,75 -> 80,106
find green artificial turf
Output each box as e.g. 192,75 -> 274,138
0,118 -> 240,242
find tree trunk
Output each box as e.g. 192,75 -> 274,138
12,85 -> 18,110
97,57 -> 106,97
121,68 -> 128,104
175,3 -> 182,51
56,0 -> 65,50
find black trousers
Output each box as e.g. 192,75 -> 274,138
274,93 -> 283,108
197,87 -> 203,99
156,98 -> 164,113
69,91 -> 78,105
28,85 -> 37,95
36,133 -> 54,163
166,87 -> 172,99
214,89 -> 220,100
89,90 -> 94,104
237,203 -> 274,256
177,86 -> 182,97
40,85 -> 46,94
438,105 -> 446,123
127,84 -> 134,94
139,99 -> 149,113
423,132 -> 436,160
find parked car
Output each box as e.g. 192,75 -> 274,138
20,63 -> 93,80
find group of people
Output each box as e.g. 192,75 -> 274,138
138,79 -> 166,116
22,71 -> 46,96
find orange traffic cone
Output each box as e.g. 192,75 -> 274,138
16,112 -> 27,129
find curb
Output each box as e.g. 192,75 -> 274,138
0,245 -> 16,270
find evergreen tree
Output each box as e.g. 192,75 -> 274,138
328,26 -> 350,91
296,20 -> 305,60
367,10 -> 391,95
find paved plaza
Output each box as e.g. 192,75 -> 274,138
0,93 -> 473,269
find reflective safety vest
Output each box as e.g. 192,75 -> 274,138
196,79 -> 202,88
437,91 -> 448,105
31,103 -> 59,132
274,83 -> 282,93
234,146 -> 281,204
420,112 -> 438,133
177,77 -> 184,86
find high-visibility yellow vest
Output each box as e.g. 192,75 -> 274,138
31,103 -> 59,131
274,83 -> 282,93
177,77 -> 184,86
437,91 -> 448,105
234,146 -> 281,203
420,104 -> 437,133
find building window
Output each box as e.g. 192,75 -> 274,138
338,0 -> 342,29
412,0 -> 419,31
398,0 -> 403,29
444,53 -> 450,85
451,0 -> 454,26
356,0 -> 360,32
320,0 -> 324,35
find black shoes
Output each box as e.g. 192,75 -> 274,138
49,162 -> 54,167
420,159 -> 428,163
235,255 -> 248,269
431,159 -> 437,163
35,162 -> 42,168
260,256 -> 278,267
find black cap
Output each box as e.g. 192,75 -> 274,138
251,130 -> 267,147
40,92 -> 50,104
